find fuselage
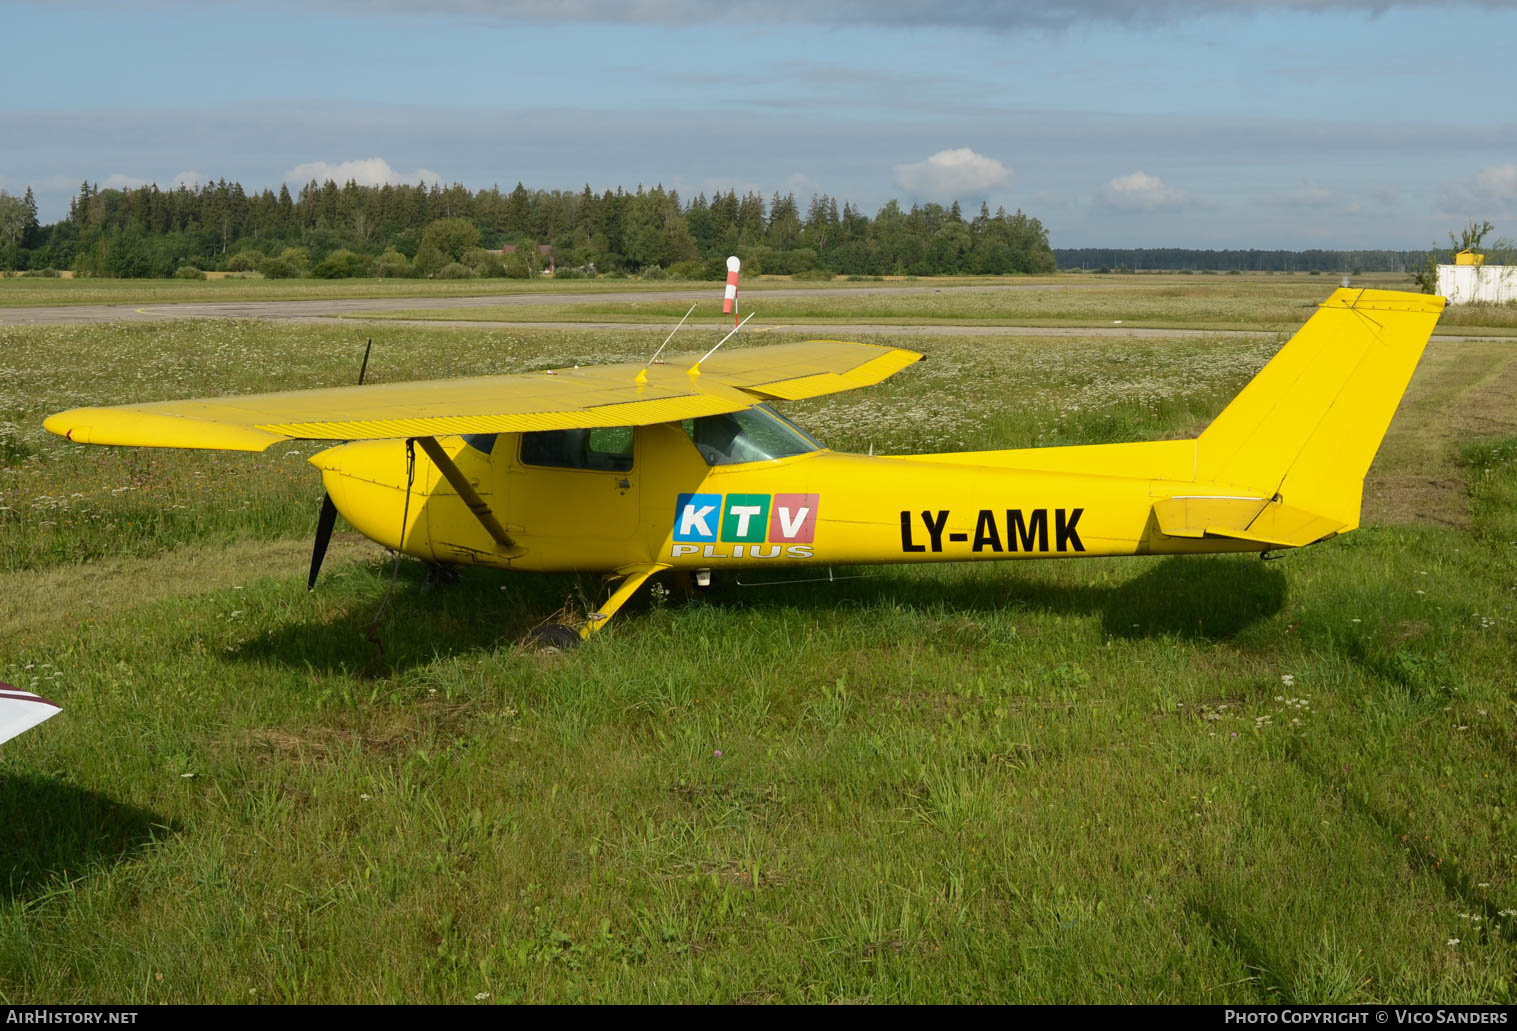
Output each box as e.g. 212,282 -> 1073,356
311,414 -> 1266,576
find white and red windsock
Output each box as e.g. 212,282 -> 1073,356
722,256 -> 741,322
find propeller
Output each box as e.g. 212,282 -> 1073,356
307,493 -> 339,591
308,339 -> 372,592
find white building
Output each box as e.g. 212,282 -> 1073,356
1437,254 -> 1517,304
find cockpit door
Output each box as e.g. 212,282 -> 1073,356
504,426 -> 641,568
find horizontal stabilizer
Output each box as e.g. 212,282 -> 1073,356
0,684 -> 61,746
1153,496 -> 1346,549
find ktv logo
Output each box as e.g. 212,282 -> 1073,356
671,492 -> 818,560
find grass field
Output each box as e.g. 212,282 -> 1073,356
0,275 -> 703,308
2,311 -> 1516,1003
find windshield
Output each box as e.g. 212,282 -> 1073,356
682,404 -> 823,466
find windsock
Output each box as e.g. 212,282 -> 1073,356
723,256 -> 741,323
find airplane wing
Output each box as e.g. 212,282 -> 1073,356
44,340 -> 923,452
0,684 -> 61,746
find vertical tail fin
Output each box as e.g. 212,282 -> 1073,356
1194,288 -> 1444,531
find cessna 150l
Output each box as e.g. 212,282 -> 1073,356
38,286 -> 1443,670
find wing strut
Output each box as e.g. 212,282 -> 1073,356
415,437 -> 520,553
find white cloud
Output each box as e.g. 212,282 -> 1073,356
283,157 -> 442,187
90,170 -> 205,192
101,173 -> 149,191
893,148 -> 1010,200
1439,164 -> 1517,215
1096,170 -> 1185,212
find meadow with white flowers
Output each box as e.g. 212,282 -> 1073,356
1,297 -> 1515,1003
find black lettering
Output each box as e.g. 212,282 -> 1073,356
1007,509 -> 1048,552
973,509 -> 1002,552
921,510 -> 949,553
949,532 -> 967,543
1056,508 -> 1086,552
900,511 -> 924,552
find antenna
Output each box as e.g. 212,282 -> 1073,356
635,303 -> 697,384
689,312 -> 755,375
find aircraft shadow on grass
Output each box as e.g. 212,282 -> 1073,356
232,559 -> 583,676
740,554 -> 1288,643
235,553 -> 1286,676
0,772 -> 175,905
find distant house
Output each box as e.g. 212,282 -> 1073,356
499,243 -> 556,274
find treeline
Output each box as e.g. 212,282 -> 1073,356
0,178 -> 1057,279
1055,248 -> 1427,273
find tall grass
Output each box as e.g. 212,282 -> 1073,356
1,318 -> 1514,1003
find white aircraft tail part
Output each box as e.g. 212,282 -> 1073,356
0,683 -> 61,745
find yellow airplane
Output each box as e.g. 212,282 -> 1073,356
43,287 -> 1444,650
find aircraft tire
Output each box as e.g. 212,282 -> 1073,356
528,623 -> 582,651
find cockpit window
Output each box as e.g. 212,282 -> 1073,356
681,404 -> 823,466
521,426 -> 635,471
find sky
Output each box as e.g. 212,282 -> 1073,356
3,0 -> 1516,248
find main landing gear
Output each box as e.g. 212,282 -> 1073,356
527,564 -> 664,651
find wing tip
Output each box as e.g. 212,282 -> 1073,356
43,407 -> 284,452
43,409 -> 82,440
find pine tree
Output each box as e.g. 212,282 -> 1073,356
504,182 -> 530,235
21,186 -> 40,247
